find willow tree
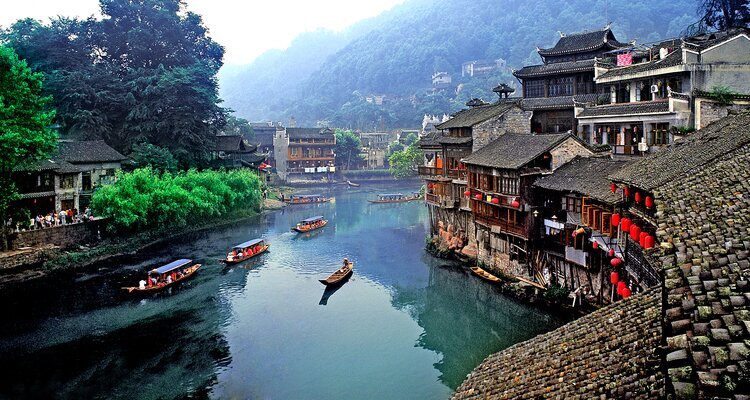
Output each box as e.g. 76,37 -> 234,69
0,46 -> 57,249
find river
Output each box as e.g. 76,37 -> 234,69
0,183 -> 566,400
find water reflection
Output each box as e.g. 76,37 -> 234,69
318,275 -> 351,305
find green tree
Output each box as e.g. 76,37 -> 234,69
403,132 -> 419,146
223,115 -> 254,140
129,142 -> 178,173
0,46 -> 57,249
334,128 -> 364,170
695,0 -> 750,32
388,143 -> 422,179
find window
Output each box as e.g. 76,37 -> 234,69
525,79 -> 545,98
500,177 -> 519,195
650,123 -> 670,145
562,196 -> 582,213
61,175 -> 74,189
290,147 -> 300,157
639,81 -> 650,102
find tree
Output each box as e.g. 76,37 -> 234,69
696,0 -> 750,31
334,129 -> 363,170
223,115 -> 254,140
0,46 -> 57,249
388,143 -> 422,179
129,142 -> 178,173
403,132 -> 419,146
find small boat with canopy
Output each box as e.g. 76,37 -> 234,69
222,238 -> 269,264
284,194 -> 330,204
122,259 -> 201,294
368,193 -> 421,203
319,259 -> 353,286
292,216 -> 328,233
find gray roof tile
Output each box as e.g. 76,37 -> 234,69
462,133 -> 571,169
533,156 -> 630,204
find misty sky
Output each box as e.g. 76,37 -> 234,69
0,0 -> 405,65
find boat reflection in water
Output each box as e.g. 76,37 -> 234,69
318,274 -> 352,306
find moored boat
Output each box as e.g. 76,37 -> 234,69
122,259 -> 201,294
319,260 -> 354,285
346,180 -> 360,187
284,194 -> 331,204
368,192 -> 421,203
292,216 -> 328,233
222,238 -> 269,264
470,266 -> 501,283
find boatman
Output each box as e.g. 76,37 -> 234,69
340,258 -> 349,271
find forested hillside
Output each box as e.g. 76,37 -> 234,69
221,0 -> 698,129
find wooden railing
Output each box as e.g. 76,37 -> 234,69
425,193 -> 440,205
446,168 -> 467,180
418,166 -> 442,176
474,215 -> 528,238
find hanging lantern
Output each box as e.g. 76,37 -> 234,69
610,257 -> 622,267
592,241 -> 599,249
427,183 -> 434,189
645,195 -> 654,209
622,287 -> 632,298
610,183 -> 617,193
621,218 -> 632,231
639,231 -> 648,247
491,197 -> 500,204
511,198 -> 520,208
630,224 -> 641,239
608,249 -> 616,257
611,213 -> 621,227
475,194 -> 483,201
623,186 -> 631,198
644,235 -> 655,249
610,272 -> 619,284
464,190 -> 471,197
634,192 -> 642,204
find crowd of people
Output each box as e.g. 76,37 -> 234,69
19,207 -> 94,231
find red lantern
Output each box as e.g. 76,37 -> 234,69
464,190 -> 471,197
608,249 -> 615,257
611,213 -> 621,227
610,272 -> 619,284
623,186 -> 631,198
511,199 -> 520,208
610,183 -> 617,193
475,194 -> 483,201
644,235 -> 655,249
639,231 -> 648,247
617,281 -> 627,295
610,257 -> 622,267
645,196 -> 654,209
630,225 -> 641,239
427,183 -> 434,189
491,197 -> 500,204
622,287 -> 632,298
621,218 -> 631,231
592,241 -> 599,249
634,192 -> 642,204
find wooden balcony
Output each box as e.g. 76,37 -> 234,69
418,166 -> 442,177
425,193 -> 456,209
474,215 -> 528,238
446,168 -> 467,181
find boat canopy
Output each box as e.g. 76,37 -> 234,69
233,238 -> 264,250
301,216 -> 325,223
151,259 -> 192,275
379,193 -> 404,198
291,194 -> 322,198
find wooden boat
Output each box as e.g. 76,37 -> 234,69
319,261 -> 354,285
292,216 -> 328,233
222,238 -> 269,264
470,266 -> 501,283
283,194 -> 331,204
367,193 -> 421,203
122,259 -> 201,294
346,180 -> 360,187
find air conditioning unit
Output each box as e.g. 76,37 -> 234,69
650,85 -> 659,93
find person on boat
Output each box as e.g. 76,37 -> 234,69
176,271 -> 183,280
150,276 -> 158,286
340,258 -> 349,272
139,279 -> 146,290
166,274 -> 173,285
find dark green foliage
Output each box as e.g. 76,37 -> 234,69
223,115 -> 254,140
708,84 -> 739,105
0,45 -> 57,249
222,0 -> 698,129
389,143 -> 422,179
694,0 -> 750,32
334,129 -> 364,170
2,0 -> 226,167
543,285 -> 571,301
129,142 -> 178,173
91,168 -> 263,233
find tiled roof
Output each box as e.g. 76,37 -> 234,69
610,111 -> 750,191
533,156 -> 630,204
56,140 -> 127,163
417,132 -> 441,148
462,133 -> 571,169
517,93 -> 599,111
14,159 -> 82,174
538,28 -> 627,57
453,288 -> 664,399
513,58 -> 596,78
683,28 -> 750,51
597,48 -> 683,80
287,127 -> 335,139
253,131 -> 274,146
437,136 -> 472,145
436,103 -> 519,130
652,135 -> 750,398
577,100 -> 671,118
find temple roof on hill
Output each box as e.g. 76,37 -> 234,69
609,111 -> 750,191
533,156 -> 629,204
436,103 -> 519,130
537,27 -> 627,57
462,133 -> 571,169
513,58 -> 596,78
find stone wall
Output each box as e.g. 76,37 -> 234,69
9,219 -> 106,250
550,138 -> 592,170
696,98 -> 750,129
472,106 -> 532,152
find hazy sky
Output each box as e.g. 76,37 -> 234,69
0,0 -> 405,65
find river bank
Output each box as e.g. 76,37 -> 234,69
0,198 -> 286,287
